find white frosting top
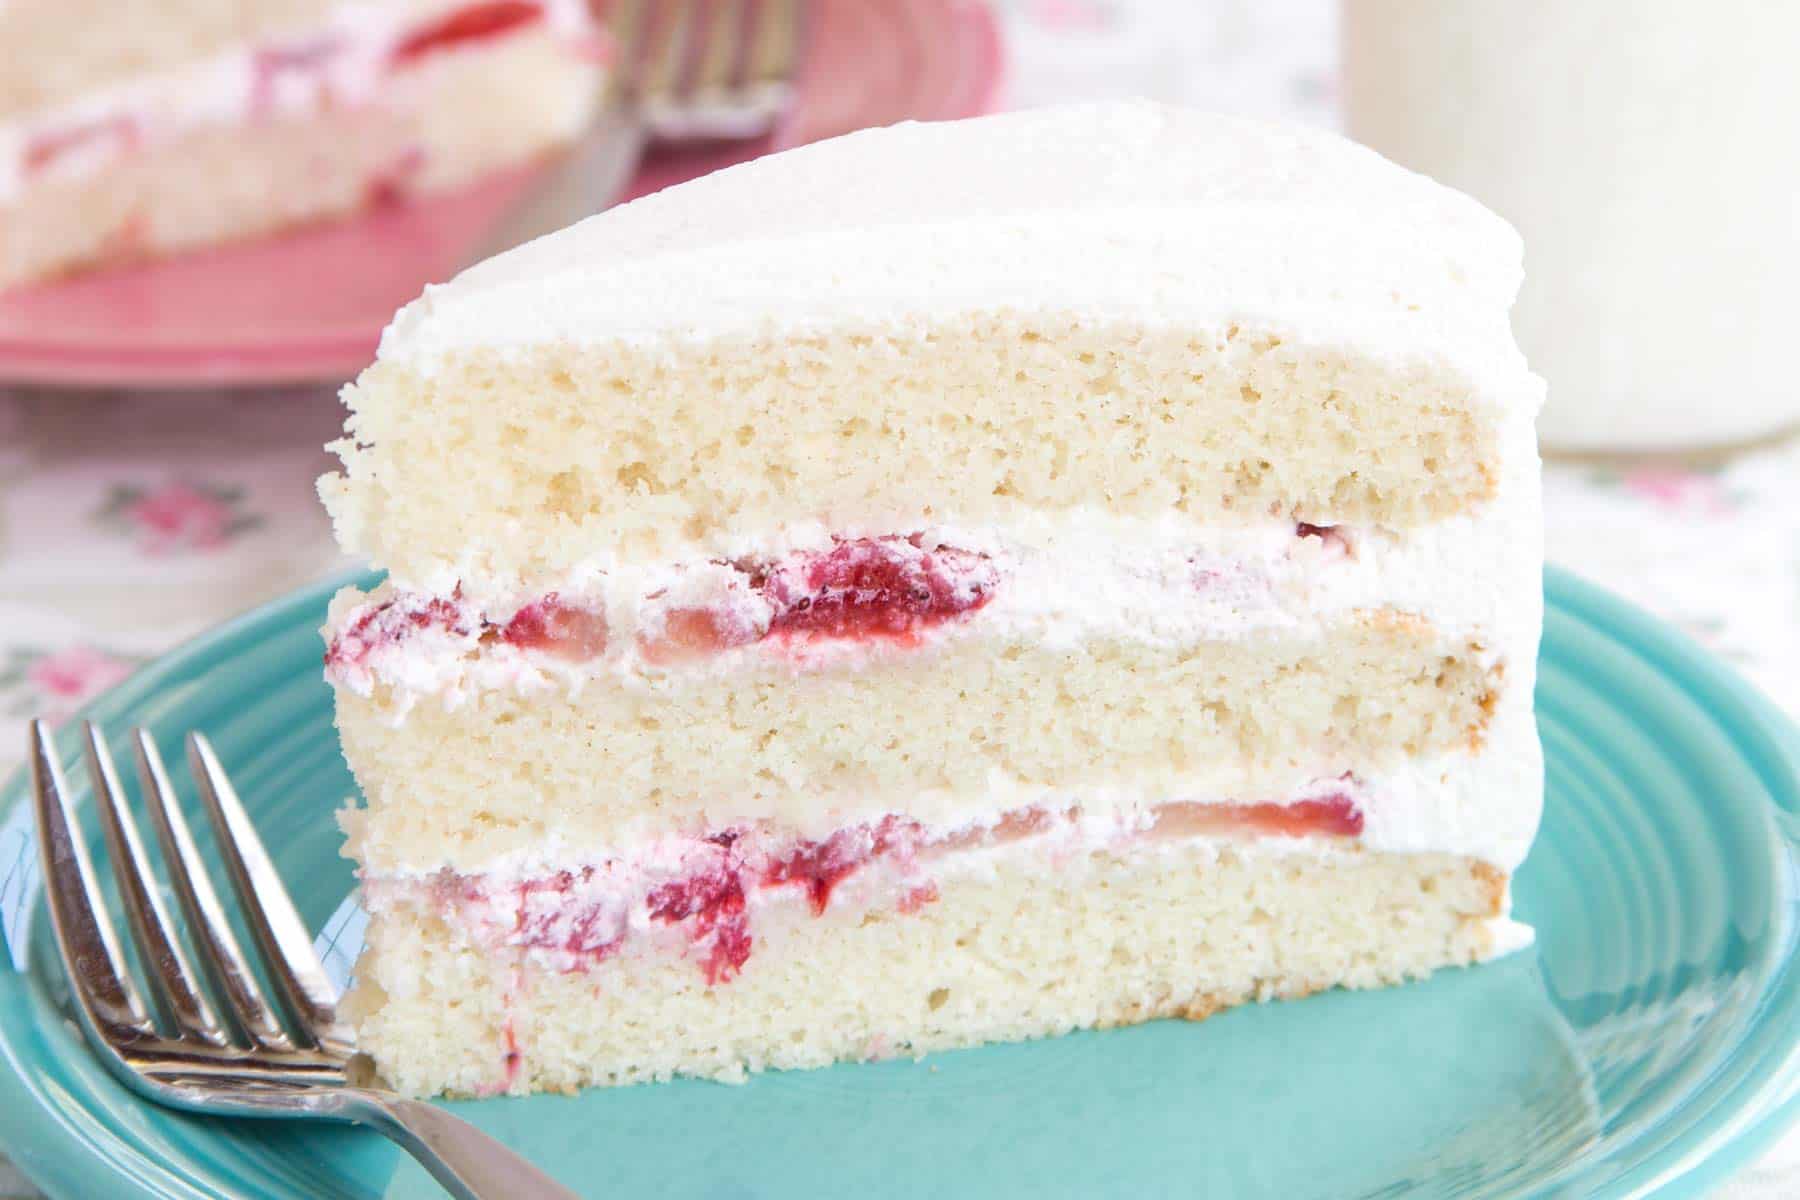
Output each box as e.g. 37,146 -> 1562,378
381,100 -> 1534,404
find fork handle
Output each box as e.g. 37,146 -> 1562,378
338,1090 -> 582,1199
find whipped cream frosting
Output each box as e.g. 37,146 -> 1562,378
376,101 -> 1541,416
0,0 -> 597,201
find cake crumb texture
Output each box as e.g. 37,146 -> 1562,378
336,612 -> 1504,868
326,320 -> 1511,589
347,843 -> 1509,1097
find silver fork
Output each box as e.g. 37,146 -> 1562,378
462,0 -> 808,266
29,720 -> 578,1200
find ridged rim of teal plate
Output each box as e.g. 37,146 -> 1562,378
0,566 -> 1795,1199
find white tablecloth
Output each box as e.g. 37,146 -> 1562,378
1,2 -> 1794,1194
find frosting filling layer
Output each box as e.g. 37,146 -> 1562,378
362,782 -> 1496,987
325,509 -> 1534,710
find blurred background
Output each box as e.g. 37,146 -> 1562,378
0,3 -> 1795,1193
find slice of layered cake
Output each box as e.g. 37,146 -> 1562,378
320,101 -> 1545,1097
0,0 -> 607,286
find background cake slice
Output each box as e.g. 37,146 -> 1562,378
0,0 -> 607,286
319,101 -> 1545,1097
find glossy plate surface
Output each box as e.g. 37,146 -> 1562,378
0,0 -> 1004,387
0,567 -> 1795,1199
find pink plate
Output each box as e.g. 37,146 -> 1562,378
0,0 -> 1004,388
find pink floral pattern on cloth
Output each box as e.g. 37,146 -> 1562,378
1021,0 -> 1113,31
1603,466 -> 1746,518
92,480 -> 264,555
1544,451 -> 1800,714
0,646 -> 139,722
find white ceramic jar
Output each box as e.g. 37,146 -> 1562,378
1344,0 -> 1800,451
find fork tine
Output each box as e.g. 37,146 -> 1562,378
639,0 -> 696,103
28,720 -> 148,1039
133,728 -> 290,1051
644,0 -> 795,141
746,0 -> 805,91
706,0 -> 803,138
188,733 -> 347,1051
716,0 -> 755,92
82,724 -> 229,1046
676,0 -> 731,99
610,0 -> 657,101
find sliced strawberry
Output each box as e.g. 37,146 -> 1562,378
324,594 -> 469,671
511,868 -> 623,970
763,816 -> 919,915
760,538 -> 998,641
1235,794 -> 1365,837
498,595 -> 608,659
1153,793 -> 1365,840
648,864 -> 752,984
391,1 -> 544,66
638,606 -> 760,665
23,116 -> 139,176
1295,522 -> 1353,557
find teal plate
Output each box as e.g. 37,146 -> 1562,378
1,567 -> 1796,1198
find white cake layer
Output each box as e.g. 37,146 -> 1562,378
0,0 -> 600,201
350,839 -> 1521,1096
350,695 -> 1542,879
377,101 -> 1538,419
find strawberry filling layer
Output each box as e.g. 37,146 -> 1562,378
411,791 -> 1364,985
327,534 -> 1002,675
643,536 -> 999,662
325,523 -> 1347,681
